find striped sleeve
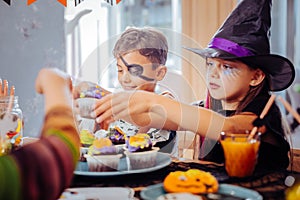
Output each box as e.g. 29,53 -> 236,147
0,106 -> 80,200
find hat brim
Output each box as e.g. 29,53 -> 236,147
183,47 -> 295,91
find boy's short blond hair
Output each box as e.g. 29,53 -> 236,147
113,27 -> 168,68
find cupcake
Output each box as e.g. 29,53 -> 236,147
76,85 -> 106,119
124,133 -> 159,170
79,130 -> 95,162
80,130 -> 95,147
79,85 -> 106,99
94,129 -> 124,154
107,126 -> 126,145
85,138 -> 121,172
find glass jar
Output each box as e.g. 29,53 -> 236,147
286,175 -> 300,200
0,96 -> 23,155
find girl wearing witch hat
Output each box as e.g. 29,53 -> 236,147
92,0 -> 294,171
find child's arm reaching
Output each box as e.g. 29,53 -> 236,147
0,68 -> 80,200
137,90 -> 174,134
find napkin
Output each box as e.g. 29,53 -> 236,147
58,187 -> 135,200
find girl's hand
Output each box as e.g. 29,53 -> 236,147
93,90 -> 159,128
0,79 -> 15,97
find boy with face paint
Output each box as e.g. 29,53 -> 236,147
75,27 -> 177,155
110,27 -> 176,154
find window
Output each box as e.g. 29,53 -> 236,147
271,1 -> 300,144
65,0 -> 182,92
271,0 -> 299,68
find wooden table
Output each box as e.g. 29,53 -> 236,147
71,159 -> 297,200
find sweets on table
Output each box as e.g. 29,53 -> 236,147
76,84 -> 107,119
108,126 -> 126,145
87,137 -> 118,156
124,133 -> 159,170
163,169 -> 219,194
85,138 -> 121,171
0,106 -> 23,154
126,133 -> 153,152
79,129 -> 95,147
79,129 -> 95,161
79,85 -> 106,99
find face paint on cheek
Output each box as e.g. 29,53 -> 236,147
222,68 -> 241,78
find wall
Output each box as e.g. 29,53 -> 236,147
181,0 -> 237,101
0,0 -> 65,137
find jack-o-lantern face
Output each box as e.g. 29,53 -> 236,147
163,169 -> 219,194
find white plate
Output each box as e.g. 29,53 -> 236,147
74,152 -> 172,176
58,187 -> 135,200
140,183 -> 263,200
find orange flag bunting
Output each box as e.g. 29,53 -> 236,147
57,0 -> 67,6
27,0 -> 35,5
27,0 -> 67,6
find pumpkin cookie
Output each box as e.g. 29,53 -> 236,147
163,169 -> 219,194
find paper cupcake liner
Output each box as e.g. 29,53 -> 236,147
85,154 -> 122,172
124,147 -> 159,170
115,144 -> 125,154
76,98 -> 97,119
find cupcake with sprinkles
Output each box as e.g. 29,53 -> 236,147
79,129 -> 95,162
79,85 -> 106,99
85,138 -> 122,172
124,133 -> 159,170
107,126 -> 126,144
76,84 -> 107,119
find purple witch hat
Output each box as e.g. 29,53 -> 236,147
184,0 -> 295,91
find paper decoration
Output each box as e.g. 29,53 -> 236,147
27,0 -> 67,6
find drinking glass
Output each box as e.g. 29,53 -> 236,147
220,131 -> 260,178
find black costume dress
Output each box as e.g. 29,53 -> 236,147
196,94 -> 290,171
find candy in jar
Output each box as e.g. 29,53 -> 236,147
0,96 -> 23,154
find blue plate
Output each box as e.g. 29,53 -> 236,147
74,152 -> 171,176
140,183 -> 263,200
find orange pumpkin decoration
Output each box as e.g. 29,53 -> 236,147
163,169 -> 219,194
